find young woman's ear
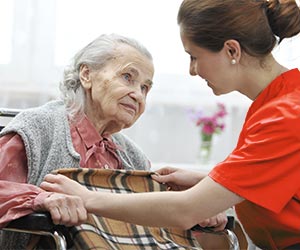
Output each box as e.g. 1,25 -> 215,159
224,40 -> 241,65
79,64 -> 92,89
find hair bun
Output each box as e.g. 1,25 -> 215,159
265,0 -> 300,43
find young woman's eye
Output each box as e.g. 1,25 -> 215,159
190,55 -> 196,61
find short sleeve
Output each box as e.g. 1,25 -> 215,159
209,101 -> 300,213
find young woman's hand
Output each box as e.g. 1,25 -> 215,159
152,166 -> 206,191
40,174 -> 90,202
196,211 -> 228,232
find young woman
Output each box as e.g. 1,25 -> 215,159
41,1 -> 300,249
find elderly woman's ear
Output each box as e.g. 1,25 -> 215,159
79,64 -> 92,89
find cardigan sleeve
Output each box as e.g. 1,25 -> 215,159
0,133 -> 47,227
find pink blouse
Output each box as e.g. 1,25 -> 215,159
0,115 -> 122,227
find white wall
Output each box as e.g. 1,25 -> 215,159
0,0 -> 299,167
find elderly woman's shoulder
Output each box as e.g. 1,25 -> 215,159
112,132 -> 150,170
112,133 -> 134,146
6,100 -> 66,130
112,132 -> 145,154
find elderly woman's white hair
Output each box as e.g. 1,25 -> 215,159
59,33 -> 153,120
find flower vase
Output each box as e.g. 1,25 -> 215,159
198,134 -> 213,164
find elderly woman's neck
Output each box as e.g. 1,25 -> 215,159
97,121 -> 122,137
85,113 -> 121,137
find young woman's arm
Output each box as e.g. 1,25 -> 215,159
41,173 -> 243,229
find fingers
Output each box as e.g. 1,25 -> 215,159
43,173 -> 68,184
213,222 -> 227,232
151,172 -> 188,191
50,206 -> 62,225
198,218 -> 211,228
43,173 -> 58,182
213,214 -> 228,231
40,181 -> 58,192
198,213 -> 228,232
40,174 -> 89,226
41,174 -> 61,190
43,193 -> 87,226
152,166 -> 179,184
154,166 -> 178,175
40,174 -> 75,194
151,173 -> 172,184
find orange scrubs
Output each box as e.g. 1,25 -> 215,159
210,69 -> 300,249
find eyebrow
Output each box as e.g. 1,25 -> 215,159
123,66 -> 153,86
145,79 -> 153,87
127,67 -> 139,77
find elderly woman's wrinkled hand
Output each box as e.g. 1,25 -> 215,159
37,192 -> 87,226
40,174 -> 91,226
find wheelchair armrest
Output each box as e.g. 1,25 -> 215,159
6,212 -> 56,231
6,213 -> 235,233
5,212 -> 73,248
190,215 -> 235,233
0,108 -> 20,117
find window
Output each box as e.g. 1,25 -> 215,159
0,0 -> 299,105
0,0 -> 14,64
54,0 -> 188,76
1,0 -> 300,164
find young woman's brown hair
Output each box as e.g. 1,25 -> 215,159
178,0 -> 300,56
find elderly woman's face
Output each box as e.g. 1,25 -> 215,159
81,44 -> 154,132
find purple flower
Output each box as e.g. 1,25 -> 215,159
187,103 -> 227,137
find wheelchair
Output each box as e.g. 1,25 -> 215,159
2,212 -> 240,250
0,108 -> 241,250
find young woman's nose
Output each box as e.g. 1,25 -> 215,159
189,61 -> 197,76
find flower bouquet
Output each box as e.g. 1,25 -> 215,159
188,103 -> 227,164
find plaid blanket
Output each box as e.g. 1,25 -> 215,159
55,168 -> 202,250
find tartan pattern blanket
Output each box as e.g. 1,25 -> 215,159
55,168 -> 202,250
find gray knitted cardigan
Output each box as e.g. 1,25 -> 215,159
0,100 -> 150,250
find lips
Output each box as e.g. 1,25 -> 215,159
120,102 -> 137,115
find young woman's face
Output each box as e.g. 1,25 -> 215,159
180,32 -> 238,96
81,44 -> 154,131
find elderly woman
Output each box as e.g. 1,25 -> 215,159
0,33 -> 154,249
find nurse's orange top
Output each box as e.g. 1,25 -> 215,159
210,69 -> 300,249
